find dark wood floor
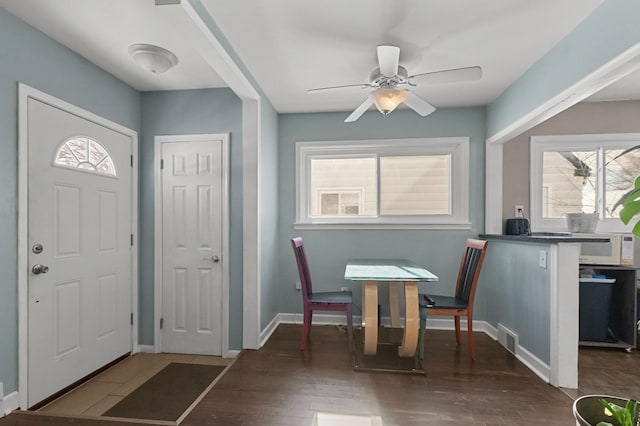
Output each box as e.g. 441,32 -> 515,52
2,324 -> 639,425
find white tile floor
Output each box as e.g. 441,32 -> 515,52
38,353 -> 233,417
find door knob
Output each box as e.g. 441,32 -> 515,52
32,264 -> 49,275
202,255 -> 220,263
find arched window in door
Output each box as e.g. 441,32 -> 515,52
54,137 -> 117,177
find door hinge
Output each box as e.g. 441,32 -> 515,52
131,234 -> 134,246
130,313 -> 134,326
130,155 -> 134,167
160,318 -> 164,329
160,159 -> 164,170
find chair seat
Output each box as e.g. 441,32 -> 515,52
309,291 -> 353,304
419,294 -> 468,310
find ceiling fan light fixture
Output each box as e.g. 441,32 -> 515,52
369,89 -> 407,115
128,43 -> 178,74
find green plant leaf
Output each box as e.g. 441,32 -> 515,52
598,399 -> 634,426
622,190 -> 640,207
634,221 -> 640,238
613,188 -> 638,212
620,201 -> 640,225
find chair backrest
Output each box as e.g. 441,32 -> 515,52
454,239 -> 488,309
291,237 -> 312,303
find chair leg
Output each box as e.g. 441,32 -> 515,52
454,316 -> 461,345
301,309 -> 312,350
346,305 -> 353,352
467,315 -> 476,361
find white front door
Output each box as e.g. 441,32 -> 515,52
159,136 -> 227,355
27,97 -> 133,407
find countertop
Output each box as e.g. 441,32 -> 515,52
479,233 -> 610,244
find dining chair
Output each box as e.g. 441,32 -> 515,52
419,238 -> 488,361
291,237 -> 353,351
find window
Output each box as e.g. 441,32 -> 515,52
317,190 -> 363,216
531,134 -> 640,232
295,138 -> 469,229
54,137 -> 116,177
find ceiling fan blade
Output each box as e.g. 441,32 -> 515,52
410,66 -> 482,84
344,98 -> 374,122
307,83 -> 371,93
403,92 -> 436,117
377,45 -> 400,77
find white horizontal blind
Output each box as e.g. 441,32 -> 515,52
380,155 -> 450,215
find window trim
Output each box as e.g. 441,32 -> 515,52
295,137 -> 470,230
530,133 -> 640,233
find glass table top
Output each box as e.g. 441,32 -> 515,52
344,259 -> 439,282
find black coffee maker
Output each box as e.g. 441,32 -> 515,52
505,218 -> 530,235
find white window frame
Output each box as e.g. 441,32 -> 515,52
295,137 -> 470,230
531,133 -> 640,233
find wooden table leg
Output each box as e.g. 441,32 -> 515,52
362,280 -> 378,355
389,282 -> 401,328
398,281 -> 419,357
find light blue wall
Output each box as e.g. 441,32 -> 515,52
487,0 -> 640,139
479,240 -> 551,363
277,108 -> 487,318
260,102 -> 281,330
0,9 -> 140,394
139,89 -> 243,349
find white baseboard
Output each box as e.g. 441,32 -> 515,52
261,312 -> 364,347
269,313 -> 500,336
224,350 -> 241,359
3,391 -> 19,416
137,343 -> 239,359
515,344 -> 551,383
260,314 -> 282,347
136,344 -> 156,354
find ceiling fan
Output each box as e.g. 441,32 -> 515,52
308,45 -> 482,122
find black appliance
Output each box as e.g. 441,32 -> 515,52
506,218 -> 530,235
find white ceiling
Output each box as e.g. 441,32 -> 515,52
0,0 -> 227,91
3,0 -> 626,115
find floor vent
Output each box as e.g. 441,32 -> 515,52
497,323 -> 518,355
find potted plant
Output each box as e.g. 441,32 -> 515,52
573,395 -> 639,426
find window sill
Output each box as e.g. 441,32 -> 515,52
293,222 -> 473,230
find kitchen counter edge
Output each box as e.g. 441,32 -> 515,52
478,234 -> 610,244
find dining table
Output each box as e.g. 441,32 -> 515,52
344,259 -> 439,359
